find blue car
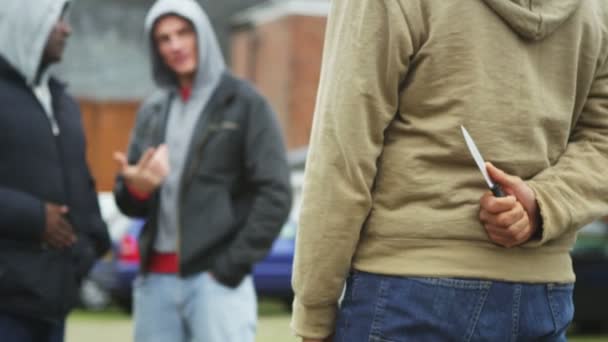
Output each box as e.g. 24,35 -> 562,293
252,219 -> 296,304
109,218 -> 297,311
110,219 -> 144,311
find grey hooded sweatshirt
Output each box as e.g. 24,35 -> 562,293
144,0 -> 226,252
0,0 -> 68,135
0,0 -> 68,86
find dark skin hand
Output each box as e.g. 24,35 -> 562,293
43,203 -> 77,249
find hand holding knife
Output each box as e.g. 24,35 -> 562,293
461,125 -> 505,197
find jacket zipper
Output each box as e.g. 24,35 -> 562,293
176,105 -> 223,276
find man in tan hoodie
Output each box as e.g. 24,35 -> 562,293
291,0 -> 608,341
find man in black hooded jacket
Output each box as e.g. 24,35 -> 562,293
0,1 -> 111,341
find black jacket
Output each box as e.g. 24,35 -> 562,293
0,57 -> 111,321
114,72 -> 292,287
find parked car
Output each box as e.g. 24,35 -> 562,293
252,219 -> 297,306
78,193 -> 133,311
571,218 -> 608,332
108,217 -> 297,312
111,218 -> 143,312
81,170 -> 304,312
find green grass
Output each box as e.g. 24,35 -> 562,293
70,306 -> 130,321
258,298 -> 292,316
69,302 -> 608,342
71,298 -> 289,320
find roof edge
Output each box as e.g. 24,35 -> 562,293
232,0 -> 329,28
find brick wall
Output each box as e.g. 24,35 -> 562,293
79,100 -> 139,192
231,15 -> 327,150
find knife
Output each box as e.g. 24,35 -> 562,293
461,125 -> 505,197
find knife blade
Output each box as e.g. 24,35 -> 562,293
461,125 -> 505,197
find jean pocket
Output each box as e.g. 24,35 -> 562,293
547,283 -> 574,333
367,277 -> 491,342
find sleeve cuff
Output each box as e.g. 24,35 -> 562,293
126,184 -> 152,201
211,254 -> 246,288
290,297 -> 337,339
524,180 -> 559,247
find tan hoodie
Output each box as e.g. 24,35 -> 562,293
291,0 -> 608,338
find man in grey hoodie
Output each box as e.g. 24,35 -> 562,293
113,0 -> 292,341
0,1 -> 110,341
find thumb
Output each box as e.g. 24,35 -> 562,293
113,151 -> 128,170
486,162 -> 519,189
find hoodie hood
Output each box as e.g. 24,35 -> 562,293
0,0 -> 69,85
144,0 -> 226,91
482,0 -> 581,41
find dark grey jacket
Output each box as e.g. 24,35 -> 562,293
114,72 -> 292,287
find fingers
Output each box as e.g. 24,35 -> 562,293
44,223 -> 76,249
50,234 -> 76,248
44,204 -> 76,249
149,144 -> 170,177
113,151 -> 128,170
479,192 -> 517,214
480,198 -> 524,225
45,232 -> 75,249
486,162 -> 521,191
482,210 -> 533,248
485,213 -> 528,238
55,217 -> 76,244
480,192 -> 535,247
156,143 -> 168,154
137,148 -> 156,170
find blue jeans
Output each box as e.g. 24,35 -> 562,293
133,272 -> 257,342
0,314 -> 64,342
334,271 -> 574,342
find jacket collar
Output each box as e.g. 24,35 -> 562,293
0,55 -> 26,84
175,71 -> 238,109
0,55 -> 66,91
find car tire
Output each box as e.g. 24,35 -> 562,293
115,296 -> 133,314
574,320 -> 608,334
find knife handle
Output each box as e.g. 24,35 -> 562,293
491,184 -> 505,198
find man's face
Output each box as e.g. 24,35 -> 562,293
42,9 -> 72,65
153,15 -> 198,81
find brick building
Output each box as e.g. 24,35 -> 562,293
231,0 -> 329,150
